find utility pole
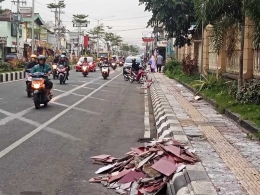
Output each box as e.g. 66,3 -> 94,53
58,7 -> 61,51
50,3 -> 64,55
11,0 -> 26,57
77,25 -> 80,56
31,0 -> 35,55
97,19 -> 99,58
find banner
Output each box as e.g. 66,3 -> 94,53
84,35 -> 89,47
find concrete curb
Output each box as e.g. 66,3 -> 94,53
0,65 -> 76,83
148,73 -> 218,195
144,88 -> 151,138
0,71 -> 25,83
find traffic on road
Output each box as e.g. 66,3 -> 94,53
0,51 -> 149,194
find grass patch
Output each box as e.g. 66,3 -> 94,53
165,66 -> 260,131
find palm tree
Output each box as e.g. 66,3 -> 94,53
88,24 -> 105,50
194,0 -> 260,88
0,0 -> 5,14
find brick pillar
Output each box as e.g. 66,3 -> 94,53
203,24 -> 212,74
188,44 -> 192,56
217,43 -> 227,76
243,17 -> 254,80
178,47 -> 181,61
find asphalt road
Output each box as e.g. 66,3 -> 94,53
0,67 -> 145,195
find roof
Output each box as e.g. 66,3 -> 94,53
22,13 -> 44,25
0,10 -> 13,21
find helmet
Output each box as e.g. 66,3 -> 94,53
38,55 -> 46,65
38,55 -> 46,61
30,54 -> 37,59
62,51 -> 66,55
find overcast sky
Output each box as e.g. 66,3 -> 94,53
1,0 -> 153,47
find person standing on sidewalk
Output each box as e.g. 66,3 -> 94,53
150,55 -> 156,73
156,54 -> 164,73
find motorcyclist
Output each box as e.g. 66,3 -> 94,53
83,57 -> 88,65
131,58 -> 139,74
30,55 -> 53,100
53,54 -> 60,64
58,54 -> 70,78
62,51 -> 70,64
25,54 -> 38,70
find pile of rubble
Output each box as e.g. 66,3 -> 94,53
89,138 -> 199,194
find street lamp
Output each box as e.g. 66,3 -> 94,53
89,15 -> 114,57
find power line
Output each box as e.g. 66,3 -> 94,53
104,15 -> 151,21
113,27 -> 148,32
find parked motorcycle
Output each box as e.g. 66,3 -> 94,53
123,67 -> 131,81
52,64 -> 58,79
25,69 -> 33,97
31,72 -> 52,109
129,65 -> 147,84
101,65 -> 110,79
82,64 -> 89,77
57,64 -> 68,84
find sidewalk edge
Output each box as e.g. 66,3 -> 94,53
149,73 -> 218,195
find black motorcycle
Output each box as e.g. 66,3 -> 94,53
31,72 -> 52,109
123,67 -> 131,81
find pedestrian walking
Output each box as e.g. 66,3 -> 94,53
156,54 -> 164,73
150,55 -> 156,73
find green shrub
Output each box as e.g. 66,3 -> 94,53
236,79 -> 260,104
0,62 -> 11,71
192,72 -> 228,93
164,60 -> 181,73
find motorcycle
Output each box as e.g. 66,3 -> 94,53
82,64 -> 89,77
25,69 -> 33,97
101,65 -> 110,79
31,72 -> 52,109
119,60 -> 124,67
57,64 -> 68,84
123,67 -> 131,81
52,64 -> 58,79
111,61 -> 117,70
129,65 -> 147,84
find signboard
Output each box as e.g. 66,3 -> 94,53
157,40 -> 167,47
142,37 -> 154,42
73,21 -> 90,27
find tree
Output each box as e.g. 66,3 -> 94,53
193,0 -> 260,88
103,32 -> 114,51
73,14 -> 88,24
140,0 -> 196,48
0,0 -> 4,14
47,0 -> 65,9
88,24 -> 105,37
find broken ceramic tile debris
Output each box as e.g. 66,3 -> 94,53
89,138 -> 199,194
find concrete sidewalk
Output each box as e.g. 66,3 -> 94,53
150,73 -> 260,195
